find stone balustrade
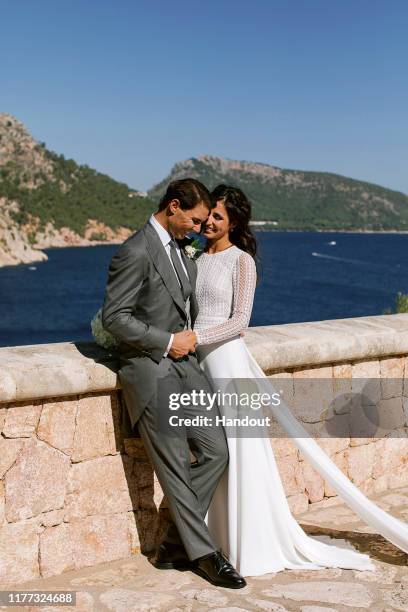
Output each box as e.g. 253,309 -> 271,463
1,313 -> 408,586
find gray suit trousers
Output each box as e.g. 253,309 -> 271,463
137,355 -> 228,561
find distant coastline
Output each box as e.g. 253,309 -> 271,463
6,227 -> 408,270
253,227 -> 408,234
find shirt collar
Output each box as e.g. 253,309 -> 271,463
149,214 -> 173,248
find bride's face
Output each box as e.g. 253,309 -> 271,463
203,200 -> 232,241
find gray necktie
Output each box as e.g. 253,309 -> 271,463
169,240 -> 192,301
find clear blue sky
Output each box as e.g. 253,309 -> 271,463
1,0 -> 407,193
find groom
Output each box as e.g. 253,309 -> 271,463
102,178 -> 246,589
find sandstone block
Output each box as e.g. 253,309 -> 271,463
100,588 -> 176,612
127,511 -> 141,555
249,601 -> 289,611
372,473 -> 389,493
404,359 -> 408,397
5,438 -> 70,522
352,360 -> 381,405
69,513 -> 130,570
267,373 -> 294,407
317,410 -> 350,439
0,437 -> 22,478
37,398 -> 77,454
39,523 -> 75,578
301,462 -> 324,503
349,398 -> 379,440
64,454 -> 133,521
346,443 -> 376,485
380,357 -> 405,399
0,481 -> 5,525
388,464 -> 408,489
71,394 -> 115,462
39,509 -> 65,527
262,581 -> 373,607
153,473 -> 164,509
293,367 -> 334,424
182,587 -> 229,606
307,496 -> 342,511
270,438 -> 298,459
0,520 -> 40,585
294,366 -> 333,379
317,437 -> 349,455
301,606 -> 336,612
324,450 -> 348,497
359,477 -> 376,496
124,438 -> 149,461
287,493 -> 309,515
0,407 -> 6,432
107,392 -> 123,455
349,437 -> 373,447
376,396 -> 405,435
275,455 -> 305,496
134,508 -> 160,553
352,359 -> 380,379
373,436 -> 408,478
403,396 -> 408,425
2,403 -> 41,437
333,364 -> 352,398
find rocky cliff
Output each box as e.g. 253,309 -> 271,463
0,113 -> 155,267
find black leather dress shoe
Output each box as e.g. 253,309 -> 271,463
150,541 -> 191,570
193,551 -> 247,589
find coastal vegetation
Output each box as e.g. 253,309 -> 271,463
2,113 -> 408,267
0,151 -> 156,235
384,292 -> 408,314
149,156 -> 408,232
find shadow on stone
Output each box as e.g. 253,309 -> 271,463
108,390 -> 171,558
301,523 -> 408,566
73,341 -> 120,374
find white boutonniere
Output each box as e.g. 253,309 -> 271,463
184,238 -> 202,260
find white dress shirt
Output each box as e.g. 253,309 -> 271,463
148,214 -> 189,356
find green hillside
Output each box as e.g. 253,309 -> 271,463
0,114 -> 156,235
0,151 -> 156,234
148,156 -> 408,231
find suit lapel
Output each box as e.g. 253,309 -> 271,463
144,223 -> 186,315
179,247 -> 199,322
179,245 -> 197,287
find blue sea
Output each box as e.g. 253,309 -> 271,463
1,232 -> 407,348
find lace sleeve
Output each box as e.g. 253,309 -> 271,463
195,252 -> 256,345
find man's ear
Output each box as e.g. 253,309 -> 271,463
168,199 -> 181,214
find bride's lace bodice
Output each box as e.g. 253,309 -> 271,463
194,245 -> 257,345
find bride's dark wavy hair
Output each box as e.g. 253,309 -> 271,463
210,184 -> 258,260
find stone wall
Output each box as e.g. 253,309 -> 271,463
1,314 -> 408,586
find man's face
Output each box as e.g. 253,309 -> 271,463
168,200 -> 209,239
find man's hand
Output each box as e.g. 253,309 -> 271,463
168,330 -> 197,359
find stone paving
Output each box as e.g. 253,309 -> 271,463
2,486 -> 408,612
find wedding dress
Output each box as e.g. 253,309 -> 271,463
194,245 -> 408,576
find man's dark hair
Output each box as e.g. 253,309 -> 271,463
158,178 -> 211,212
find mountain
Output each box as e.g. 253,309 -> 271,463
148,155 -> 408,231
2,115 -> 408,268
0,114 -> 156,266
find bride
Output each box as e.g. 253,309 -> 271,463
192,184 -> 408,576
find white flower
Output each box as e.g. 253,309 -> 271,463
91,308 -> 119,350
184,245 -> 198,259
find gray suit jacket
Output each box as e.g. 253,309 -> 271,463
102,222 -> 199,427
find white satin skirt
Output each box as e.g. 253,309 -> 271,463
197,336 -> 408,576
